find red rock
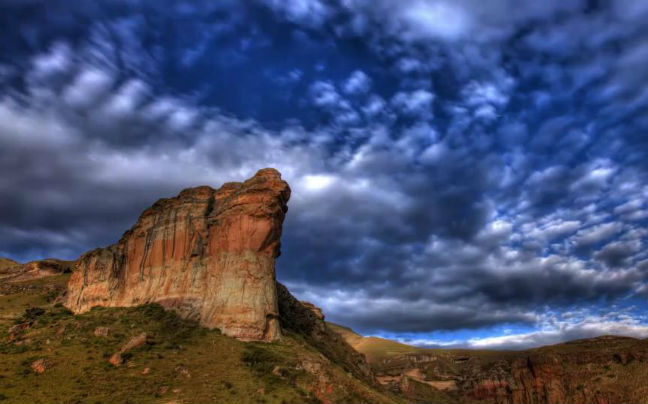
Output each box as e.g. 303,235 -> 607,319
7,321 -> 32,342
109,332 -> 150,367
31,358 -> 51,374
109,352 -> 124,367
121,332 -> 149,352
65,168 -> 290,342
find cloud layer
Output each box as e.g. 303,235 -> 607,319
1,0 -> 648,349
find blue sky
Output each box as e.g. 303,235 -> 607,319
1,0 -> 648,349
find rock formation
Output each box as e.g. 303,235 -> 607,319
65,168 -> 290,342
277,282 -> 375,383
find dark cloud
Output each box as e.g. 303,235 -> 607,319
2,0 -> 648,347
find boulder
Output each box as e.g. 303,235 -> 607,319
109,332 -> 150,366
31,358 -> 51,374
93,326 -> 110,337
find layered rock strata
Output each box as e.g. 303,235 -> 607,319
65,168 -> 290,342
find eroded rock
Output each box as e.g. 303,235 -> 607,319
65,168 -> 290,342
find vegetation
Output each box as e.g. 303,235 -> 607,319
0,275 -> 401,404
0,258 -> 18,271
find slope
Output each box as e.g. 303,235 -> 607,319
0,274 -> 402,404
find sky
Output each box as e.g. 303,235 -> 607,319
1,0 -> 648,350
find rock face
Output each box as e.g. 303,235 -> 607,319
65,168 -> 291,342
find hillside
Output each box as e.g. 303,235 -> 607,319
0,258 -> 18,270
0,274 -> 401,404
330,324 -> 648,404
0,259 -> 74,283
327,323 -> 423,362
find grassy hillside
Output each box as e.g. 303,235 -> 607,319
327,323 -> 422,362
0,258 -> 18,271
0,276 -> 402,404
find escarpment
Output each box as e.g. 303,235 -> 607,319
65,168 -> 290,342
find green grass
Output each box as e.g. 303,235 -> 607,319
0,276 -> 400,404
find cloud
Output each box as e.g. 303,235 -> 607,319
571,222 -> 622,249
2,0 -> 648,348
466,314 -> 648,350
594,240 -> 642,268
395,1 -> 471,41
63,67 -> 114,108
343,70 -> 371,95
391,89 -> 434,118
258,0 -> 331,28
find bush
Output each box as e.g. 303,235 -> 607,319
242,345 -> 282,373
15,307 -> 45,324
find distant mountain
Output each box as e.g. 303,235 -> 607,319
330,323 -> 648,404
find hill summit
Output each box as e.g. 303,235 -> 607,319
65,168 -> 291,342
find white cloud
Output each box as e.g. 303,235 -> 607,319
529,220 -> 581,241
343,70 -> 372,95
31,42 -> 72,79
259,0 -> 330,27
301,174 -> 336,191
571,222 -> 622,248
63,67 -> 114,108
362,95 -> 386,117
103,80 -> 149,117
391,89 -> 434,117
396,1 -> 471,41
310,80 -> 341,107
467,317 -> 648,350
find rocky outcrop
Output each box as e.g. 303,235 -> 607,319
65,168 -> 290,342
109,332 -> 151,366
277,282 -> 375,383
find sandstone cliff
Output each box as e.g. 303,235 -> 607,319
65,168 -> 290,342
